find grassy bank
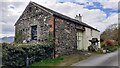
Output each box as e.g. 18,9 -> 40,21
107,45 -> 120,52
30,57 -> 64,67
30,53 -> 91,67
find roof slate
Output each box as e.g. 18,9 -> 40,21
15,1 -> 100,32
31,2 -> 99,32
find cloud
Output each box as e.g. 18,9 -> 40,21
101,2 -> 118,10
103,13 -> 118,26
91,0 -> 119,10
0,0 -> 119,38
0,2 -> 28,38
95,13 -> 118,32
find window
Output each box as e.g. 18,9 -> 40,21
31,25 -> 37,40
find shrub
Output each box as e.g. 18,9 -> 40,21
109,45 -> 120,52
105,39 -> 115,46
100,42 -> 105,48
2,43 -> 53,67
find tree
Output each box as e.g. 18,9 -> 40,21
101,24 -> 118,45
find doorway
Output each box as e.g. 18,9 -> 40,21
77,31 -> 83,50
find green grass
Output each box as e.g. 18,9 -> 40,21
29,53 -> 91,68
108,45 -> 120,52
30,57 -> 64,67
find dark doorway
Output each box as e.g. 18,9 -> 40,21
31,25 -> 37,40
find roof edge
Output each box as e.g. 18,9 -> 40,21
15,1 -> 100,32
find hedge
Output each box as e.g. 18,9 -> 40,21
2,43 -> 53,68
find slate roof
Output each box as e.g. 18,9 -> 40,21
15,1 -> 100,32
31,2 -> 99,32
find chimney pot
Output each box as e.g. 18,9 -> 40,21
75,14 -> 82,21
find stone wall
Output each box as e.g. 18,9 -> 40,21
15,3 -> 53,44
54,17 -> 77,57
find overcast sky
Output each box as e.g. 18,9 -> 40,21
0,0 -> 119,38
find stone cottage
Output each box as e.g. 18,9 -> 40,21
15,1 -> 100,57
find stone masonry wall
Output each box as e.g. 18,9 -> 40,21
15,3 -> 53,44
54,17 -> 77,57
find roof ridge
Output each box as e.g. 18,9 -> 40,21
16,1 -> 100,32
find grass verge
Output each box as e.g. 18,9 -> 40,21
107,45 -> 120,52
30,53 -> 91,67
30,57 -> 64,67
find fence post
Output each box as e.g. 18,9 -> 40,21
26,55 -> 29,68
23,48 -> 29,68
25,48 -> 29,68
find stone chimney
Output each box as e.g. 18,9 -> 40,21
75,14 -> 82,21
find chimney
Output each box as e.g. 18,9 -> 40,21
75,14 -> 82,21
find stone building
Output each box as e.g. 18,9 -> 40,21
15,2 -> 100,57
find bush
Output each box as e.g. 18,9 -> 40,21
100,42 -> 105,48
105,39 -> 115,46
2,43 -> 53,67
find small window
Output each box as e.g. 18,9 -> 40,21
31,25 -> 37,40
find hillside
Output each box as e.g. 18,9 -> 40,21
100,24 -> 119,44
0,36 -> 14,43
